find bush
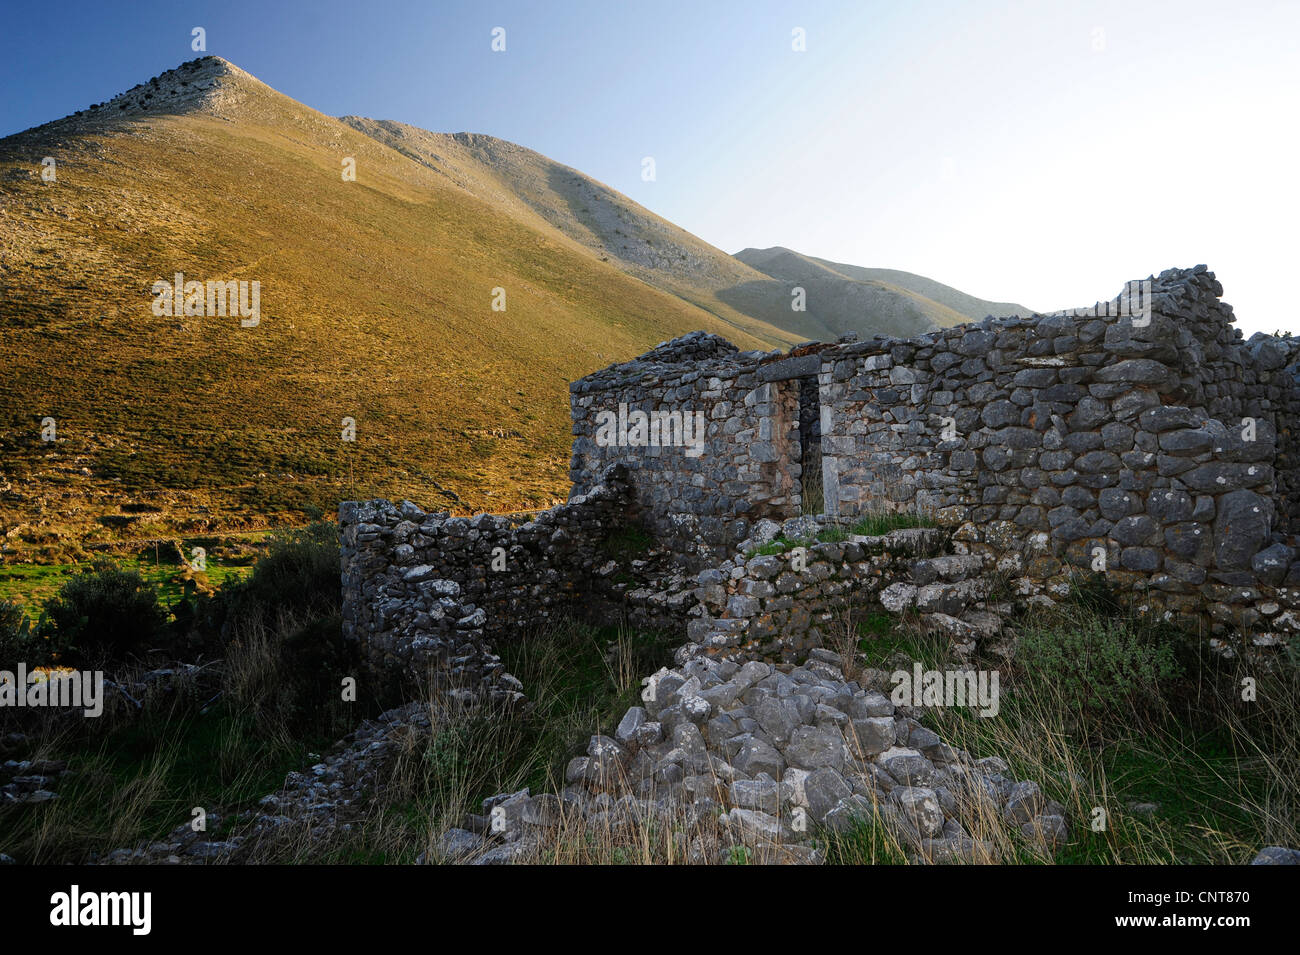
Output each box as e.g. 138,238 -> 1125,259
1016,612 -> 1183,719
0,598 -> 37,668
39,560 -> 166,664
279,613 -> 358,725
212,522 -> 340,636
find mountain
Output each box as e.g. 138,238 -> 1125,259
0,56 -> 1030,558
734,247 -> 1034,335
335,123 -> 1034,345
0,57 -> 783,557
335,119 -> 806,344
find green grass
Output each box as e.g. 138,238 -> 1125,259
599,525 -> 654,562
0,697 -> 336,864
297,618 -> 682,865
0,555 -> 252,620
744,536 -> 799,558
846,511 -> 936,537
742,511 -> 940,557
885,580 -> 1300,865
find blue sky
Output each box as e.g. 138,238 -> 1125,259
3,0 -> 1297,333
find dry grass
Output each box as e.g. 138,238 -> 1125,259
0,74 -> 781,561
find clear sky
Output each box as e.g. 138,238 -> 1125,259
3,0 -> 1297,334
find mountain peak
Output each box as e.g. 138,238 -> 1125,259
90,55 -> 262,117
6,56 -> 270,138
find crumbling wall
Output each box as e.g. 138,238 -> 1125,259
566,266 -> 1300,643
811,266 -> 1300,634
569,331 -> 804,565
339,465 -> 640,693
346,265 -> 1300,675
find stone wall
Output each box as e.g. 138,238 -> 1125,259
813,266 -> 1300,635
569,266 -> 1300,643
339,465 -> 643,695
345,265 -> 1300,677
686,525 -> 955,663
569,331 -> 806,566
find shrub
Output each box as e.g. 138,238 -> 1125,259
278,613 -> 358,723
1016,612 -> 1183,719
0,598 -> 37,668
39,560 -> 166,663
213,522 -> 341,636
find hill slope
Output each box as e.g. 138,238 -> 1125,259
797,254 -> 1032,321
338,121 -> 1028,344
0,57 -> 779,557
734,246 -> 1033,332
0,57 -> 1032,560
337,119 -> 805,345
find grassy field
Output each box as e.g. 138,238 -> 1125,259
1,504 -> 1292,865
3,568 -> 1293,864
843,593 -> 1298,865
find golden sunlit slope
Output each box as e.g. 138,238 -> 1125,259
0,57 -> 775,557
338,118 -> 805,347
339,121 -> 1029,346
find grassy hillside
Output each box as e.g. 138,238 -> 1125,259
338,119 -> 806,347
0,57 -> 777,561
339,121 -> 1029,346
801,255 -> 1033,321
734,246 -> 1034,337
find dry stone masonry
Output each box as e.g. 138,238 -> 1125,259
340,465 -> 649,701
341,264 -> 1300,709
568,266 -> 1300,649
327,264 -> 1300,864
432,650 -> 1065,864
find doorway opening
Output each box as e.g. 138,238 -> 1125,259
797,376 -> 823,515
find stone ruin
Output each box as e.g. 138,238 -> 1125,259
330,264 -> 1300,863
566,265 -> 1300,651
342,263 -> 1300,693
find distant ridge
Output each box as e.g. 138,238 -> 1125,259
734,246 -> 1034,330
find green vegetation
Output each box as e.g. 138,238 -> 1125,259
742,510 -> 940,558
1016,608 -> 1183,717
844,511 -> 936,537
248,618 -> 681,864
599,525 -> 654,562
38,561 -> 167,665
0,549 -> 253,615
208,522 -> 341,630
0,675 -> 355,864
854,581 -> 1299,865
2,511 -> 1294,865
745,536 -> 800,557
0,521 -> 365,863
0,597 -> 36,668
